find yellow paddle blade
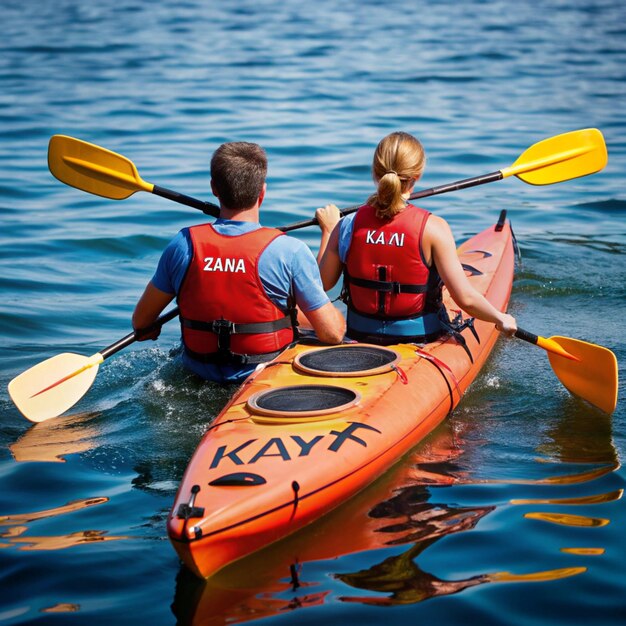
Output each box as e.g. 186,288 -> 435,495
546,336 -> 618,414
48,135 -> 154,200
8,352 -> 103,423
500,128 -> 607,185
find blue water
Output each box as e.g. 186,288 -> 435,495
1,0 -> 625,624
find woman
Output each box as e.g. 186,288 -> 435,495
316,131 -> 517,345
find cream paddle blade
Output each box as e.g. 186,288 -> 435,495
48,135 -> 219,215
515,328 -> 618,414
8,353 -> 102,423
8,308 -> 180,423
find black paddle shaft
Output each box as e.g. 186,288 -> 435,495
99,307 -> 180,360
280,170 -> 504,233
153,185 -> 220,217
149,168 -> 505,233
411,171 -> 504,199
514,328 -> 539,346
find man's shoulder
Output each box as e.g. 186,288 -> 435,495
161,228 -> 191,253
263,233 -> 313,273
269,231 -> 309,253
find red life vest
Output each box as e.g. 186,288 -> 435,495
345,203 -> 442,319
178,224 -> 296,365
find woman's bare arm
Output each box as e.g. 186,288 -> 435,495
426,215 -> 517,335
316,204 -> 344,290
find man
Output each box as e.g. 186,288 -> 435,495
132,141 -> 345,383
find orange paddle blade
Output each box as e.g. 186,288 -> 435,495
546,336 -> 618,414
536,336 -> 581,361
8,353 -> 103,423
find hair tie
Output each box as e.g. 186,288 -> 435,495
385,170 -> 398,177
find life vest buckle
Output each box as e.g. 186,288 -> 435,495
211,318 -> 234,352
211,318 -> 235,335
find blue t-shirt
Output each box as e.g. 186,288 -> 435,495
152,219 -> 330,383
338,212 -> 357,263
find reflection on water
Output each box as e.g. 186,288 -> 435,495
9,411 -> 101,463
10,529 -> 129,551
41,604 -> 80,613
168,374 -> 622,623
0,496 -> 128,552
511,490 -> 623,505
335,488 -> 591,606
508,403 -> 620,575
367,486 -> 490,545
489,568 -> 586,583
499,464 -> 619,485
561,548 -> 605,556
0,496 -> 108,525
335,509 -> 492,606
537,403 -> 618,465
338,547 -> 587,606
524,512 -> 609,528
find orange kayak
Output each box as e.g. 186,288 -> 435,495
167,213 -> 515,579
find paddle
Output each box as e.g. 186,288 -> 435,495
514,329 -> 618,415
48,135 -> 220,217
281,128 -> 608,231
9,309 -> 616,421
421,323 -> 617,414
48,128 -> 607,232
8,308 -> 179,423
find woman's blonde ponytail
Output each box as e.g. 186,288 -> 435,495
368,132 -> 426,220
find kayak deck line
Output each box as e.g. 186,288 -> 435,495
167,217 -> 515,579
412,346 -> 462,413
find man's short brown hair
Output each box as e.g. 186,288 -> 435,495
210,142 -> 267,210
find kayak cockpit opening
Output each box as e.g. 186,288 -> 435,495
247,384 -> 360,424
294,344 -> 401,377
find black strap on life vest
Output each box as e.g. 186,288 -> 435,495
343,265 -> 433,320
183,343 -> 291,366
180,314 -> 293,337
180,299 -> 299,366
345,273 -> 430,295
343,267 -> 429,316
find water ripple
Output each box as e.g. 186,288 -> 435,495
1,0 -> 626,624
